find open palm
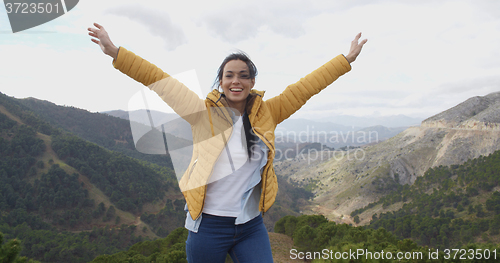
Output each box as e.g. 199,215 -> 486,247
88,23 -> 118,59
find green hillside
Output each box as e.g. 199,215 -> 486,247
351,149 -> 500,249
0,92 -> 185,262
18,97 -> 176,169
274,213 -> 500,262
0,120 -> 147,262
0,91 -> 313,262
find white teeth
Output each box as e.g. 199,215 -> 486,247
230,88 -> 243,91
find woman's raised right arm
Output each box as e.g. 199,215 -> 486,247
88,22 -> 167,85
87,23 -> 205,123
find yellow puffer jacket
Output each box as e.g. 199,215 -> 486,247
113,47 -> 351,220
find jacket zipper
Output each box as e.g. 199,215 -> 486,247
194,95 -> 234,220
199,93 -> 275,218
252,127 -> 275,216
188,159 -> 198,179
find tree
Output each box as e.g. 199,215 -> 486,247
476,204 -> 486,218
468,204 -> 475,215
486,192 -> 500,214
0,232 -> 40,263
274,215 -> 298,237
103,206 -> 116,222
293,225 -> 317,252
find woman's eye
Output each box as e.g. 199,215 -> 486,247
241,75 -> 249,78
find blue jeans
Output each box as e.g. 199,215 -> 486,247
185,213 -> 273,263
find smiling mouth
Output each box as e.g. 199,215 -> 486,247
230,88 -> 243,92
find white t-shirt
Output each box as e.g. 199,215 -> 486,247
202,114 -> 263,217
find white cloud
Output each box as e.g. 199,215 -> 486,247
198,0 -> 318,43
105,4 -> 187,51
1,0 -> 499,121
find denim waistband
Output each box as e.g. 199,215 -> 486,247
201,213 -> 262,227
202,213 -> 237,223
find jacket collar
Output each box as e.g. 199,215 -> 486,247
206,89 -> 264,117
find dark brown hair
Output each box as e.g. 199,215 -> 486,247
213,51 -> 258,90
214,51 -> 259,160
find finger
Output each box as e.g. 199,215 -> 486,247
352,35 -> 361,46
91,39 -> 100,45
94,23 -> 102,29
354,32 -> 362,41
360,39 -> 368,47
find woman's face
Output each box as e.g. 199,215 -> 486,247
220,59 -> 255,112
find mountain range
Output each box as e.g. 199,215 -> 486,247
104,109 -> 410,149
105,90 -> 500,228
301,113 -> 422,128
274,91 -> 500,222
2,89 -> 500,261
105,109 -> 422,129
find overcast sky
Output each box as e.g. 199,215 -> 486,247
1,0 -> 499,121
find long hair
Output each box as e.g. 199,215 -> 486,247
214,51 -> 259,160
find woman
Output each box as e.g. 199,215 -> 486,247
88,22 -> 366,263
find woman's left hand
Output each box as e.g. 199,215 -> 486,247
345,32 -> 368,64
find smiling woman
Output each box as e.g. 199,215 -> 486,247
215,52 -> 257,115
88,22 -> 366,263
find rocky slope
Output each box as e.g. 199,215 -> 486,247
275,91 -> 500,222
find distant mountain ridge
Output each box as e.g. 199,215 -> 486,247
106,109 -> 421,129
304,114 -> 422,128
423,91 -> 500,129
104,109 -> 178,125
106,110 -> 408,148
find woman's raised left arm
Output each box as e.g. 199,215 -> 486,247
266,33 -> 367,124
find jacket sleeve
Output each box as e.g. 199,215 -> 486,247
265,54 -> 351,125
112,47 -> 205,124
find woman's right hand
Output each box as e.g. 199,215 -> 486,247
88,23 -> 119,59
345,32 -> 368,64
